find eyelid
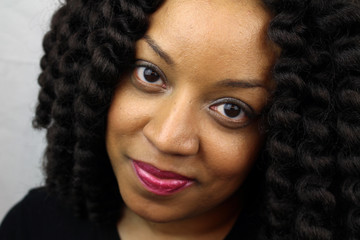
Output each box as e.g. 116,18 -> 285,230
134,59 -> 167,84
131,59 -> 168,90
209,98 -> 259,129
212,98 -> 256,118
131,60 -> 261,128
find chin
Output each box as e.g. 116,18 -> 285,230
124,196 -> 195,224
132,206 -> 188,223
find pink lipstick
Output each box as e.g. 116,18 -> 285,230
132,160 -> 194,196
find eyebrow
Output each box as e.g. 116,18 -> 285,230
143,35 -> 175,65
143,35 -> 269,92
215,79 -> 270,92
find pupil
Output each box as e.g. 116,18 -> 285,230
144,68 -> 159,82
224,103 -> 240,118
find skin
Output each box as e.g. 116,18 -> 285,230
106,0 -> 278,239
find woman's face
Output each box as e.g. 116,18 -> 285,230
106,0 -> 277,224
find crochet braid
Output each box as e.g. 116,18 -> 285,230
261,0 -> 360,239
33,0 -> 163,224
261,1 -> 312,238
330,1 -> 360,239
72,0 -> 163,223
33,6 -> 67,129
32,0 -> 360,238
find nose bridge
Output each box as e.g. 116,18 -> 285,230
143,91 -> 199,155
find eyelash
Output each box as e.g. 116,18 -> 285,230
131,61 -> 167,91
209,98 -> 256,128
131,60 -> 257,128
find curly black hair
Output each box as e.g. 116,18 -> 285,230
33,0 -> 360,239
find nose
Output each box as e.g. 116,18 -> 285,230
143,94 -> 200,156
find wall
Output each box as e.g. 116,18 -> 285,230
0,0 -> 60,222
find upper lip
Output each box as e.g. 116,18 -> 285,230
132,159 -> 193,180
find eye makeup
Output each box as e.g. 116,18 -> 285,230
209,98 -> 259,129
130,59 -> 262,129
130,60 -> 167,91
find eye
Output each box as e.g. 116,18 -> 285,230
134,65 -> 165,88
209,98 -> 256,128
211,103 -> 245,120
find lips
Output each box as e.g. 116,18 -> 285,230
132,160 -> 194,196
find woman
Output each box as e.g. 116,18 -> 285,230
0,0 -> 359,239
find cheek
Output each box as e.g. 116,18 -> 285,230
107,93 -> 147,135
202,124 -> 263,181
106,84 -> 150,161
106,82 -> 156,145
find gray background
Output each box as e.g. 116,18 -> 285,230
0,0 -> 60,222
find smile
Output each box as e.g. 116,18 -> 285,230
132,160 -> 194,196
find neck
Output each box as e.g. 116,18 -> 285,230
117,192 -> 243,240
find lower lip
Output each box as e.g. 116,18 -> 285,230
132,160 -> 194,196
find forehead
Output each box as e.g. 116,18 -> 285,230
148,0 -> 272,50
143,0 -> 278,86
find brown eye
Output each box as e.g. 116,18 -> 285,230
223,103 -> 241,118
212,103 -> 245,120
135,66 -> 164,86
143,67 -> 160,83
209,98 -> 255,129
